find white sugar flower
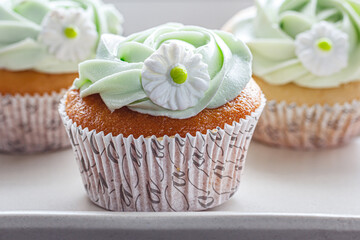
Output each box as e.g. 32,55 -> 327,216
142,42 -> 210,111
38,8 -> 98,62
295,21 -> 349,77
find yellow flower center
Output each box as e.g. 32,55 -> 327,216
317,38 -> 333,52
170,66 -> 188,84
64,26 -> 78,39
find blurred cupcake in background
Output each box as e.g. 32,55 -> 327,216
0,0 -> 123,153
59,23 -> 265,211
223,0 -> 360,149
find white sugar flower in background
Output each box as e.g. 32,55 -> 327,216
295,21 -> 349,77
142,42 -> 210,111
38,8 -> 98,62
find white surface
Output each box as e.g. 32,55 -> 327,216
2,139 -> 360,239
110,0 -> 253,35
1,139 -> 360,215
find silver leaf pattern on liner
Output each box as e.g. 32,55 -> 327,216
254,100 -> 360,149
59,94 -> 266,211
0,91 -> 71,153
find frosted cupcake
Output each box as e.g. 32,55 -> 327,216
0,0 -> 123,153
59,23 -> 266,211
223,0 -> 360,149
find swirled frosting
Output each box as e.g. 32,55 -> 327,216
74,23 -> 252,119
231,0 -> 360,88
0,0 -> 123,73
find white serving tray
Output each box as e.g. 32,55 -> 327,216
1,139 -> 360,239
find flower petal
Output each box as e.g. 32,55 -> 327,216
38,8 -> 97,62
144,58 -> 167,74
295,21 -> 349,76
142,71 -> 167,82
141,41 -> 210,110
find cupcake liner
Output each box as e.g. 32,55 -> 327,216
254,100 -> 360,150
0,91 -> 71,154
59,94 -> 266,212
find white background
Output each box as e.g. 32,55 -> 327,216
108,0 -> 253,35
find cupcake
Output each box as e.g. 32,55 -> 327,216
223,0 -> 360,149
59,23 -> 266,212
0,0 -> 123,153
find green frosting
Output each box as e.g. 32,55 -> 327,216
74,23 -> 252,119
0,0 -> 123,73
231,0 -> 360,88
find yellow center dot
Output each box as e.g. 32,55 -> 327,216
64,27 -> 78,39
170,66 -> 187,84
317,38 -> 333,52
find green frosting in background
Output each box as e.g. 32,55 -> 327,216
232,0 -> 360,88
74,23 -> 253,119
0,0 -> 123,73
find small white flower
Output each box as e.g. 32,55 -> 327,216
142,42 -> 210,111
295,21 -> 349,76
38,8 -> 98,62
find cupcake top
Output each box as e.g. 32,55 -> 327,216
230,0 -> 360,88
0,0 -> 123,73
74,23 -> 253,119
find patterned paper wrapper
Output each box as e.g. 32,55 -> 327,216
59,95 -> 266,212
254,100 -> 360,150
0,91 -> 71,154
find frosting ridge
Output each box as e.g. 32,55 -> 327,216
75,23 -> 252,119
231,0 -> 360,88
0,0 -> 123,73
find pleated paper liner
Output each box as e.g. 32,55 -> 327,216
59,94 -> 266,212
254,100 -> 360,150
0,90 -> 71,154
